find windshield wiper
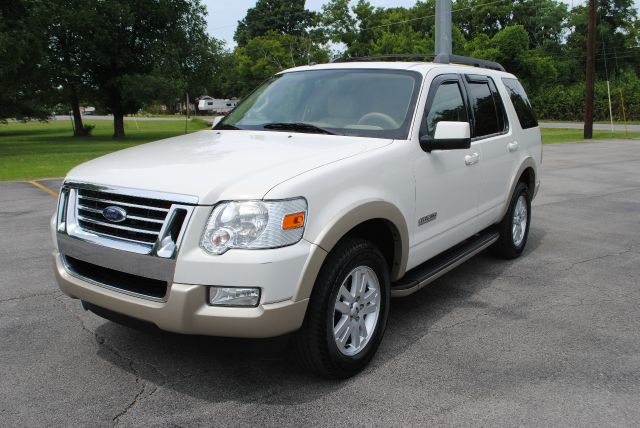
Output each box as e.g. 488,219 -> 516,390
215,123 -> 242,130
262,122 -> 335,135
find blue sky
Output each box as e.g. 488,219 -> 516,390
202,0 -> 609,48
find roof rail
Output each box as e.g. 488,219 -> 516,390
330,52 -> 505,72
331,54 -> 435,63
433,53 -> 505,72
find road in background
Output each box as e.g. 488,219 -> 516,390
539,121 -> 640,132
2,140 -> 640,426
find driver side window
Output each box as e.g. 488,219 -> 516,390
422,81 -> 468,138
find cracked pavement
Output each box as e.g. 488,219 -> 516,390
1,139 -> 640,426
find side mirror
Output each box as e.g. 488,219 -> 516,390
211,116 -> 224,128
419,121 -> 471,152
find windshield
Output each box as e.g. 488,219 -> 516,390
217,69 -> 422,139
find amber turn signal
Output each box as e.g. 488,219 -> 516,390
282,212 -> 305,230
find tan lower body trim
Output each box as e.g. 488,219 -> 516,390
54,251 -> 309,338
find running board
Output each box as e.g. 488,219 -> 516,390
391,229 -> 499,297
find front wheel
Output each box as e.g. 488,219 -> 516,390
493,181 -> 531,259
292,238 -> 390,379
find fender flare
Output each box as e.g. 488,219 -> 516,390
499,157 -> 537,220
294,200 -> 409,301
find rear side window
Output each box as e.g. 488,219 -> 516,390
465,76 -> 508,139
502,78 -> 538,129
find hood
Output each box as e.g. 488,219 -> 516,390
66,130 -> 393,204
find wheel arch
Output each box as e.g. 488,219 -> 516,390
499,157 -> 537,220
294,200 -> 409,301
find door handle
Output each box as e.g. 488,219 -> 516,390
508,141 -> 519,152
464,152 -> 480,166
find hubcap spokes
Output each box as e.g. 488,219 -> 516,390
512,195 -> 528,247
333,266 -> 381,356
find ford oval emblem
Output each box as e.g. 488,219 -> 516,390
102,206 -> 127,223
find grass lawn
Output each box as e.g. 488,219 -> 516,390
540,128 -> 640,144
0,118 -> 208,180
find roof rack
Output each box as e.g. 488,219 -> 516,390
331,54 -> 436,63
330,53 -> 505,72
434,53 -> 505,72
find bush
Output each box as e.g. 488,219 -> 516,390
530,72 -> 640,121
82,124 -> 95,135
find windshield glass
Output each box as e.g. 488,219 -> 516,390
217,69 -> 422,139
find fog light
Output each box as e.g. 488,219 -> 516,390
209,287 -> 260,307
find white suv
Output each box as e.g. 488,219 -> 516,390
52,55 -> 541,378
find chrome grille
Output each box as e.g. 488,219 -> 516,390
75,188 -> 170,244
57,182 -> 197,300
59,182 -> 197,258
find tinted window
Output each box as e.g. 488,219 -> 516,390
467,81 -> 501,138
502,78 -> 538,129
422,81 -> 468,138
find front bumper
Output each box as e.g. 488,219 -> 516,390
53,250 -> 310,338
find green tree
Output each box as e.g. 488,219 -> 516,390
512,0 -> 569,49
36,0 -> 95,136
320,0 -> 357,46
86,0 -> 218,138
465,25 -> 558,90
0,1 -> 50,121
234,0 -> 315,46
321,0 -> 439,58
566,0 -> 639,79
453,0 -> 514,38
232,32 -> 329,96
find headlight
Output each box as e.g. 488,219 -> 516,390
200,198 -> 307,255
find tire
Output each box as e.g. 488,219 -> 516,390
291,237 -> 390,379
493,181 -> 531,259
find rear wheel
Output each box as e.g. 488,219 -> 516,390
493,181 -> 531,259
292,238 -> 390,379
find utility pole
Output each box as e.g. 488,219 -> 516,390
584,0 -> 596,139
435,0 -> 452,56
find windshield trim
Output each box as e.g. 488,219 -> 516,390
215,68 -> 423,140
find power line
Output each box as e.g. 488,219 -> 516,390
241,0 -> 514,53
244,0 -> 639,67
357,0 -> 509,33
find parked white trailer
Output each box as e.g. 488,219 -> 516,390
197,97 -> 238,114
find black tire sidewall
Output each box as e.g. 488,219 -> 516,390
322,240 -> 390,372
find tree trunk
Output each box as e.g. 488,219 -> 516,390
113,111 -> 125,139
70,91 -> 87,137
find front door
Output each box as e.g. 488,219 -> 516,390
410,73 -> 482,268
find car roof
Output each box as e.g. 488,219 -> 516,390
280,61 -> 517,79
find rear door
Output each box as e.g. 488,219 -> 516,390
462,74 -> 512,228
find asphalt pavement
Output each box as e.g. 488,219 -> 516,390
1,140 -> 640,426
